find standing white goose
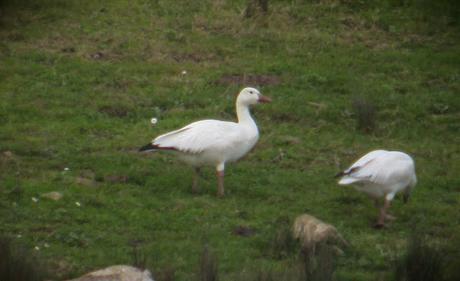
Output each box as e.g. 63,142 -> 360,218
139,87 -> 271,197
336,150 -> 417,228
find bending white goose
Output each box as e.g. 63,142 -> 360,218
139,87 -> 271,197
336,150 -> 417,228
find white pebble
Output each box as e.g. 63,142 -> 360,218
181,70 -> 187,75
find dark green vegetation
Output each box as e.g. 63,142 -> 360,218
1,0 -> 459,280
0,235 -> 51,281
393,234 -> 444,281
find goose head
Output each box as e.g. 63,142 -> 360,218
236,87 -> 272,106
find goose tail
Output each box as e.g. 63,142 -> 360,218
139,143 -> 158,152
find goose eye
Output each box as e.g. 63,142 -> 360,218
249,91 -> 254,94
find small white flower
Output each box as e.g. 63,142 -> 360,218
34,246 -> 40,251
181,70 -> 187,75
150,117 -> 158,125
17,234 -> 22,238
75,201 -> 81,207
44,243 -> 50,248
64,167 -> 69,171
31,197 -> 39,203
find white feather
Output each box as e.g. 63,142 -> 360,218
338,150 -> 417,200
153,119 -> 258,166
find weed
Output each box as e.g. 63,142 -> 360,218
300,242 -> 337,281
130,240 -> 148,270
199,244 -> 219,281
155,266 -> 176,281
244,0 -> 269,18
393,234 -> 444,281
269,216 -> 299,259
352,96 -> 377,133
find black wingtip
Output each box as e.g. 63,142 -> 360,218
139,143 -> 156,152
335,166 -> 359,179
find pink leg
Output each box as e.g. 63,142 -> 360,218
192,167 -> 200,194
375,198 -> 391,228
216,170 -> 224,197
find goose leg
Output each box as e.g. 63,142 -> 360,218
375,198 -> 391,228
217,170 -> 225,197
216,163 -> 225,197
192,167 -> 201,194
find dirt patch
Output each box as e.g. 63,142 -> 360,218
61,47 -> 76,53
104,175 -> 129,183
232,225 -> 256,237
6,31 -> 25,42
215,74 -> 281,86
98,105 -> 129,118
269,111 -> 302,122
170,51 -> 216,63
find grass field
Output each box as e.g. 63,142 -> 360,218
1,0 -> 459,280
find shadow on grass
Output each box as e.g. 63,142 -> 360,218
199,244 -> 219,281
0,235 -> 51,281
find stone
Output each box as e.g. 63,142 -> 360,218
75,177 -> 97,187
41,191 -> 63,201
293,214 -> 348,252
66,265 -> 154,281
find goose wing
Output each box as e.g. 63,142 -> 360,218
338,150 -> 391,185
153,120 -> 243,154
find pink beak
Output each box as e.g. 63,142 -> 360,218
258,94 -> 272,103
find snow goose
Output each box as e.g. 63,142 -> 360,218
139,87 -> 271,197
336,150 -> 417,228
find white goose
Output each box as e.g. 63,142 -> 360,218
139,87 -> 271,197
336,150 -> 417,228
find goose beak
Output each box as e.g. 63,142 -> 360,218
257,94 -> 272,103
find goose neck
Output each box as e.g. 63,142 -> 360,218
236,102 -> 255,126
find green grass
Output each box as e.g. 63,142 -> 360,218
1,0 -> 459,280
